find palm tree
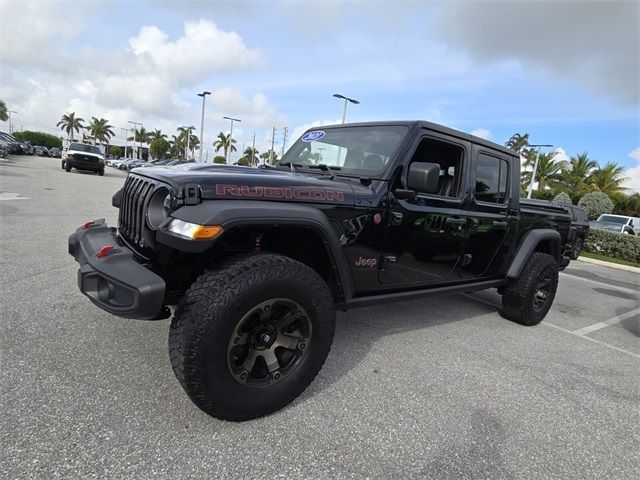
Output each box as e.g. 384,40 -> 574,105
87,117 -> 115,146
0,99 -> 8,122
57,112 -> 85,141
587,162 -> 628,195
558,152 -> 598,201
177,126 -> 199,159
213,132 -> 237,159
260,149 -> 279,165
148,129 -> 167,142
505,133 -> 530,154
522,151 -> 564,194
241,146 -> 259,165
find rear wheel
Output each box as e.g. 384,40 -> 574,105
501,252 -> 558,326
169,254 -> 335,421
571,239 -> 583,260
97,169 -> 104,176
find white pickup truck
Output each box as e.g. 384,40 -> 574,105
62,142 -> 105,176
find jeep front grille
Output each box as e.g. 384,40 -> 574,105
118,174 -> 160,248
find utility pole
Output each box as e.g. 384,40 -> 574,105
8,110 -> 17,134
120,128 -> 129,158
270,127 -> 276,165
186,127 -> 191,160
251,132 -> 256,166
526,144 -> 554,199
281,126 -> 288,158
197,91 -> 211,162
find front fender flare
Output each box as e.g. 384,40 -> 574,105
162,200 -> 354,301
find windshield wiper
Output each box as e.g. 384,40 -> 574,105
308,164 -> 341,180
277,161 -> 303,172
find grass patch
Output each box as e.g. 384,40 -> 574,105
580,251 -> 640,268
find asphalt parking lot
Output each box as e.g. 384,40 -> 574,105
1,155 -> 639,479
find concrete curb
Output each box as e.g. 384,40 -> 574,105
577,256 -> 640,274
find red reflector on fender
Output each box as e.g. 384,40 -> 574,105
97,246 -> 114,258
83,221 -> 95,230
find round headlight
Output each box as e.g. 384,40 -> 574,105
146,187 -> 171,229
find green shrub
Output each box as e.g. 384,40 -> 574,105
13,130 -> 62,149
578,192 -> 614,220
109,146 -> 121,157
584,228 -> 640,263
552,192 -> 572,206
236,157 -> 250,166
213,155 -> 226,164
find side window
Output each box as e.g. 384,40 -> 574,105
408,137 -> 464,198
475,153 -> 509,204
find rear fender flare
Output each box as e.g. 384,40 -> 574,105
506,229 -> 561,279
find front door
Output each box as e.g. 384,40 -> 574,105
379,133 -> 471,286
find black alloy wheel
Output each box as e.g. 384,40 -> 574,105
227,298 -> 311,386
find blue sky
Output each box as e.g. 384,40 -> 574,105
1,0 -> 638,188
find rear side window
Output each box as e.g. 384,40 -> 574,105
475,153 -> 508,204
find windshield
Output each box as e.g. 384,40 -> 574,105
277,125 -> 408,177
70,143 -> 101,155
591,222 -> 621,232
597,215 -> 628,225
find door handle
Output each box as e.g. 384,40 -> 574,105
445,217 -> 467,226
492,220 -> 509,229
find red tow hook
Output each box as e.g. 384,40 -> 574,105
82,221 -> 95,230
97,246 -> 115,259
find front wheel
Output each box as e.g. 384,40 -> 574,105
500,252 -> 558,326
65,161 -> 71,172
97,169 -> 104,176
169,254 -> 335,421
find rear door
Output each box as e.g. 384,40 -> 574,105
458,146 -> 515,278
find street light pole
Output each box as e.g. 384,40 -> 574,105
197,91 -> 211,162
332,94 -> 360,124
526,143 -> 554,199
128,121 -> 142,160
222,116 -> 241,163
270,127 -> 276,164
7,110 -> 17,134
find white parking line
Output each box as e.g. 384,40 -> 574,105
543,321 -> 640,359
562,272 -> 639,296
0,192 -> 29,200
572,308 -> 640,336
462,293 -> 640,360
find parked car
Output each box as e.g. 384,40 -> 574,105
0,132 -> 28,154
595,214 -> 640,234
49,147 -> 62,158
563,205 -> 589,259
0,142 -> 9,158
68,120 -> 575,421
33,145 -> 49,157
118,159 -> 146,170
590,221 -> 637,236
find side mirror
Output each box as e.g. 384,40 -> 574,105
407,162 -> 440,194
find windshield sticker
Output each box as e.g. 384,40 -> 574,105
301,131 -> 326,142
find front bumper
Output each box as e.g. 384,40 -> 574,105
68,219 -> 166,319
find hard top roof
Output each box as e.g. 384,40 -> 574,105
311,120 -> 518,157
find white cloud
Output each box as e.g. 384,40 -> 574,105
622,147 -> 640,193
553,147 -> 571,164
471,128 -> 490,140
432,0 -> 639,105
210,88 -> 286,129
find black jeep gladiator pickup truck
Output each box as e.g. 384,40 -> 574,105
68,121 -> 574,421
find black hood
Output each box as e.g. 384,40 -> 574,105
132,163 -> 361,206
